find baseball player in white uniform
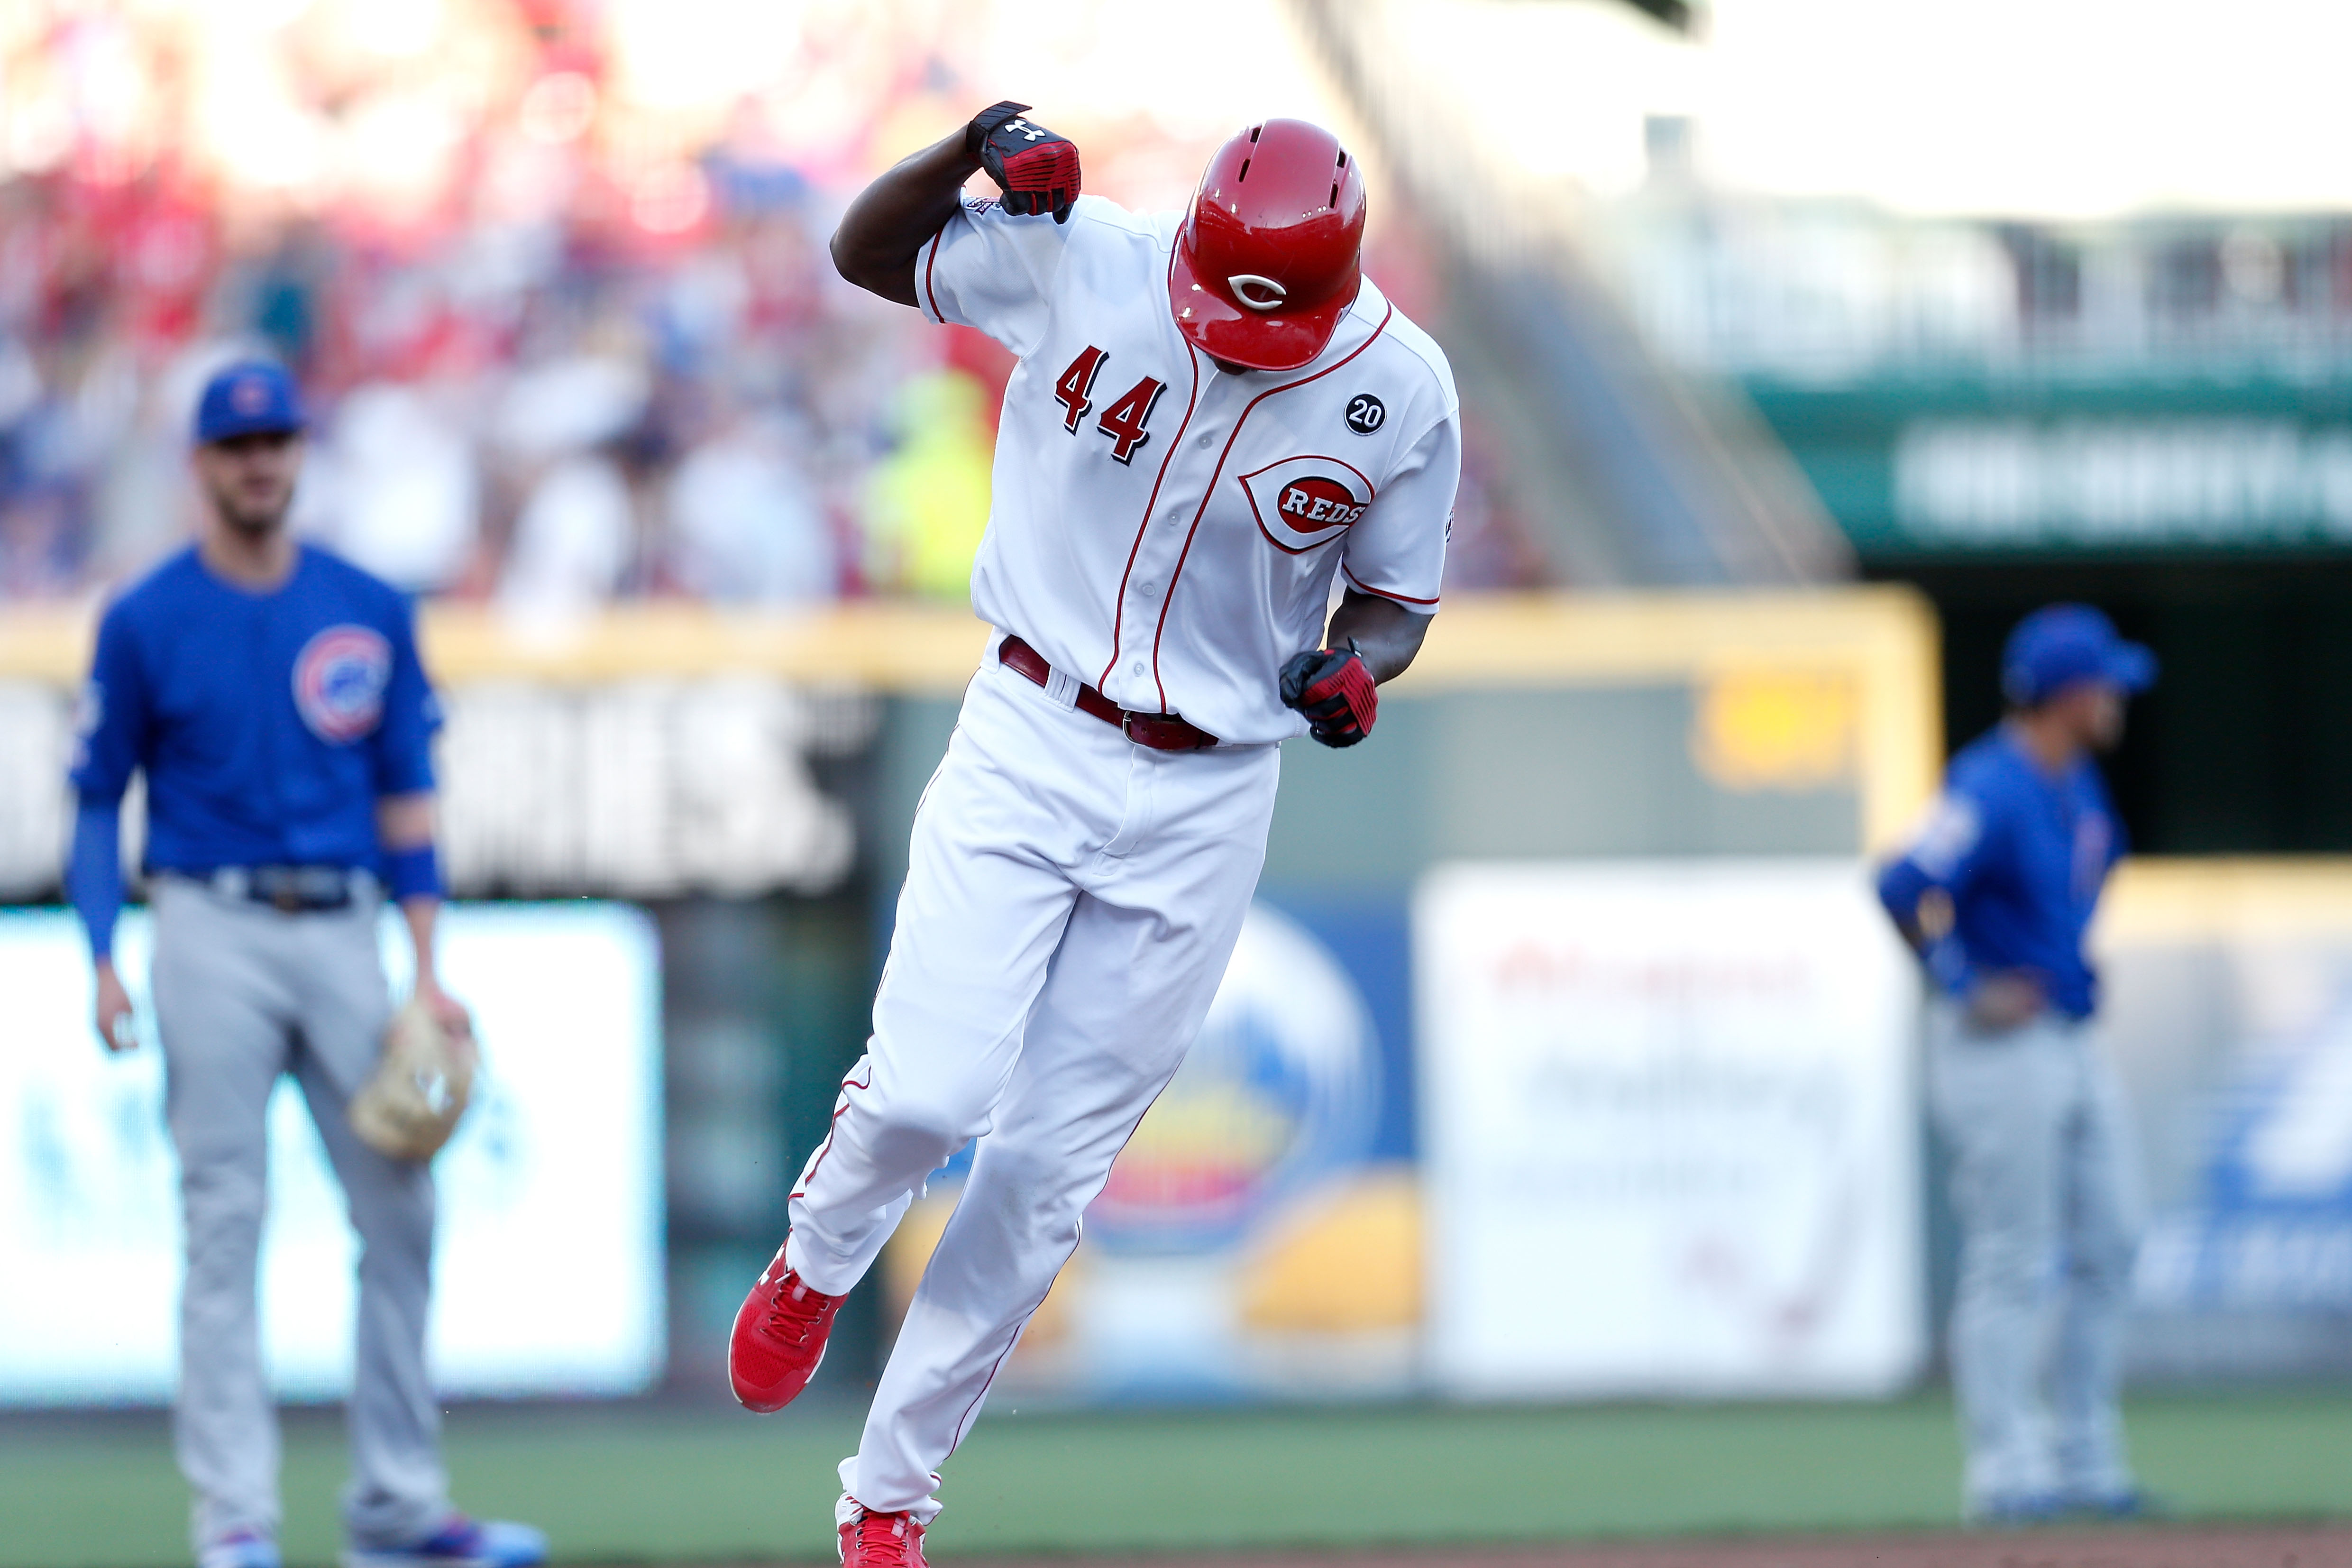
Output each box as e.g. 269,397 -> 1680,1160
724,105 -> 1458,1568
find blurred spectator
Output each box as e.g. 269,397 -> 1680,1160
494,353 -> 648,612
0,162 -> 936,610
499,445 -> 639,614
309,381 -> 481,594
861,369 -> 993,602
0,12 -> 1494,614
665,411 -> 837,605
0,482 -> 75,596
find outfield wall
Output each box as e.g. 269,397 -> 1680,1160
9,589 -> 2345,1402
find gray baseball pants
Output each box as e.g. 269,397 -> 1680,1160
1926,1003 -> 2142,1513
149,875 -> 449,1554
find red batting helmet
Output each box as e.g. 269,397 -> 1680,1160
1169,119 -> 1366,373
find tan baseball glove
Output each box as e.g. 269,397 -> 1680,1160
350,998 -> 476,1162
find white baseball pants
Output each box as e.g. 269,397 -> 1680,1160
1928,1003 -> 2143,1512
783,645 -> 1281,1523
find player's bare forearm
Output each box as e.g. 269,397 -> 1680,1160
832,130 -> 982,306
399,894 -> 441,981
92,955 -> 135,1053
1327,590 -> 1432,684
376,791 -> 460,1021
392,884 -> 472,1036
1893,885 -> 1953,957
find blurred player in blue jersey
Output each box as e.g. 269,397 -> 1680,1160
1876,605 -> 2156,1524
66,361 -> 545,1568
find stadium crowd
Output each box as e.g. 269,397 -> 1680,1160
0,0 -> 1540,610
0,161 -> 1022,609
0,163 -> 1535,610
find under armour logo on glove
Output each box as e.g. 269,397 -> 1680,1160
1280,643 -> 1379,749
968,100 -> 1081,223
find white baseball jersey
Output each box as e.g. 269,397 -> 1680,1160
917,193 -> 1461,744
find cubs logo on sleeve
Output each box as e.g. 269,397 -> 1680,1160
1239,456 -> 1375,554
292,624 -> 394,744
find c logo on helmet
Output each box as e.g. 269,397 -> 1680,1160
1226,274 -> 1288,312
292,625 -> 393,745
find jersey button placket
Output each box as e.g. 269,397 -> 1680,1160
1115,399 -> 1222,710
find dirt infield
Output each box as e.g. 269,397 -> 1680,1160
605,1527 -> 2352,1568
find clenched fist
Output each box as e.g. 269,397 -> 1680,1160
1280,643 -> 1379,748
968,101 -> 1081,222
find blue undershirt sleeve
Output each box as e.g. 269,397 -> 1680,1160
67,604 -> 148,962
70,605 -> 148,804
1874,856 -> 1934,929
67,800 -> 125,960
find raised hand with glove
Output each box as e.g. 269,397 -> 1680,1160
830,101 -> 1086,306
967,101 -> 1081,222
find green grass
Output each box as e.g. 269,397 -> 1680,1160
6,1392 -> 2348,1568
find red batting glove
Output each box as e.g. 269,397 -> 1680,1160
1280,644 -> 1378,748
968,101 -> 1081,223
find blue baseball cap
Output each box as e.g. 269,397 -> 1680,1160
193,360 -> 306,445
2002,604 -> 2157,707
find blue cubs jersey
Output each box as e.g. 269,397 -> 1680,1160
70,544 -> 439,874
1876,725 -> 2126,1019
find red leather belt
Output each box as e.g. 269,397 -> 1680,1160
998,635 -> 1219,751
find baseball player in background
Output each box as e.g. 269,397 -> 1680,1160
726,104 -> 1458,1567
1876,605 -> 2157,1525
66,362 -> 546,1568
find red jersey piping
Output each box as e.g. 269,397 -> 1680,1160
921,228 -> 945,322
1341,561 -> 1440,606
1095,297 -> 1203,695
1147,301 -> 1396,711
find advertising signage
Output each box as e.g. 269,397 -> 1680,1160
1748,373 -> 2352,555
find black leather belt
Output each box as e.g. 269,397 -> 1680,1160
206,865 -> 365,913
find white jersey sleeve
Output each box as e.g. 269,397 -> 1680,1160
1339,409 -> 1458,612
915,195 -> 1088,358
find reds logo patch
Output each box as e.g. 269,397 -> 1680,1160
1239,456 -> 1376,555
292,625 -> 393,744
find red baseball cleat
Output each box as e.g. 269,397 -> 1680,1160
839,1506 -> 926,1568
728,1244 -> 843,1412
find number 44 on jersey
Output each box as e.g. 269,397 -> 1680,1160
1054,346 -> 1167,465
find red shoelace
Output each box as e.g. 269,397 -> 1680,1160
845,1511 -> 924,1568
764,1273 -> 833,1343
